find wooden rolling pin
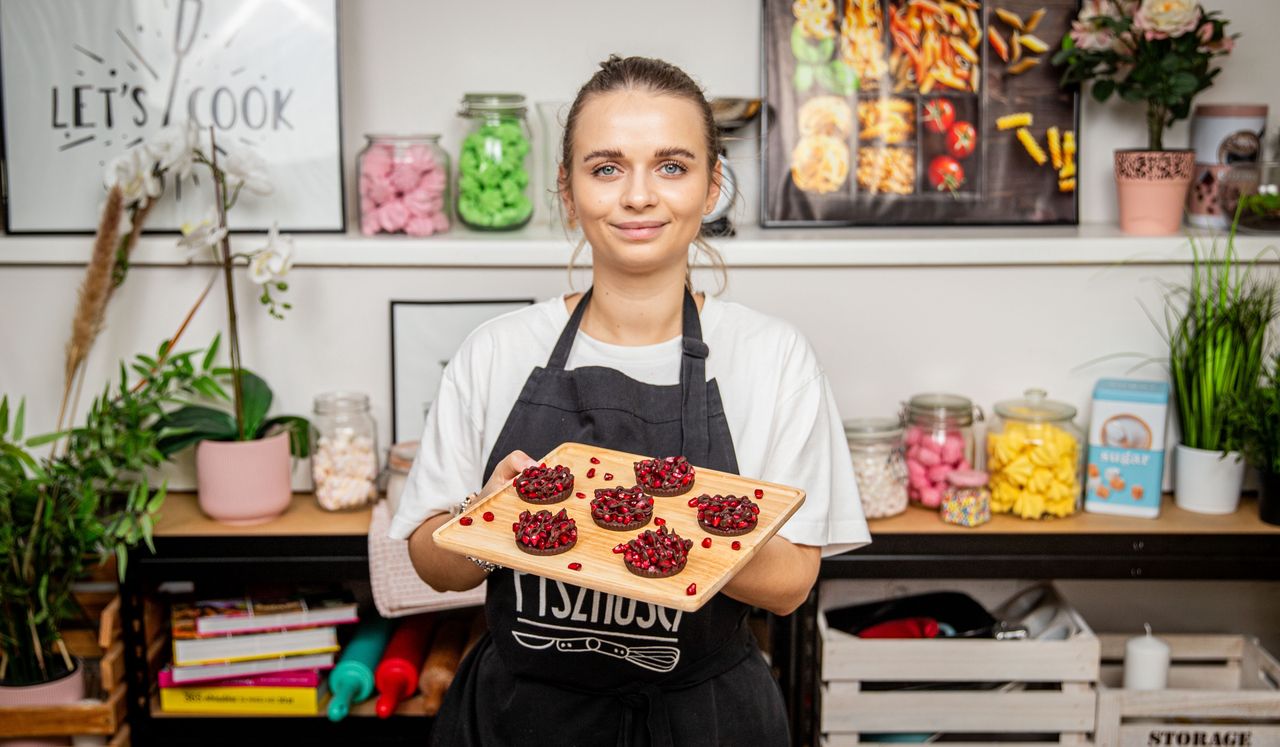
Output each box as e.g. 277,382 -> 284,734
419,615 -> 468,715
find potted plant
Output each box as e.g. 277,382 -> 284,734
107,124 -> 310,524
0,346 -> 213,714
1162,214 -> 1278,514
1228,352 -> 1280,525
1053,0 -> 1235,235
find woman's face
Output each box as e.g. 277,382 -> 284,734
561,89 -> 720,277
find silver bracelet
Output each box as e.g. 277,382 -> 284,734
453,492 -> 498,574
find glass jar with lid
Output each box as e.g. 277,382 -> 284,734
311,392 -> 379,512
357,134 -> 451,237
901,393 -> 982,509
844,417 -> 909,519
940,469 -> 991,527
456,93 -> 534,231
385,440 -> 419,519
986,388 -> 1084,520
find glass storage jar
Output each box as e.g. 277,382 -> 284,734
357,134 -> 451,237
902,393 -> 982,509
986,388 -> 1084,520
940,469 -> 991,527
456,93 -> 534,231
844,417 -> 908,519
311,392 -> 379,511
384,440 -> 419,519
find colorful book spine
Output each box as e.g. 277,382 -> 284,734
158,683 -> 326,715
158,667 -> 321,689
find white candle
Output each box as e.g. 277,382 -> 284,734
1123,623 -> 1171,690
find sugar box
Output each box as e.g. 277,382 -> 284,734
1084,379 -> 1169,519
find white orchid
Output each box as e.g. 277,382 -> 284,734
146,121 -> 199,181
247,224 -> 295,285
176,212 -> 228,259
222,148 -> 274,196
104,148 -> 161,207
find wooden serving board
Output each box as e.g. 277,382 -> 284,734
433,442 -> 806,612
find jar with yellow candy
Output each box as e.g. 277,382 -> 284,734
986,388 -> 1084,520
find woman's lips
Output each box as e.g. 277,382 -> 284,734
611,221 -> 668,241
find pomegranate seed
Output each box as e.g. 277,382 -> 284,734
482,511 -> 494,522
603,472 -> 613,481
686,583 -> 697,595
568,562 -> 582,570
655,517 -> 665,526
459,516 -> 473,526
688,497 -> 700,507
754,489 -> 764,499
576,492 -> 586,499
701,537 -> 712,548
731,541 -> 742,550
590,457 -> 600,464
587,468 -> 596,478
613,544 -> 625,554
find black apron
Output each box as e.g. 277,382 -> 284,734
429,288 -> 789,747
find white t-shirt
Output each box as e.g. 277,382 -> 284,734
389,293 -> 871,557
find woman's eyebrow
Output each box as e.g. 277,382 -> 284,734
581,147 -> 700,162
654,147 -> 697,160
582,148 -> 624,162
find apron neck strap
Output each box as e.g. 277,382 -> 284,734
546,286 -> 712,462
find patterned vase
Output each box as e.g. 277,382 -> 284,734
1114,150 -> 1195,236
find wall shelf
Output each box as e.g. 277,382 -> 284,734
4,223 -> 1278,269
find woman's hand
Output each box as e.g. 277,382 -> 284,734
406,450 -> 537,592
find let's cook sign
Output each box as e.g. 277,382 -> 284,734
0,0 -> 343,232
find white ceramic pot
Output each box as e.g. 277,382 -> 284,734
1174,444 -> 1246,514
0,659 -> 84,746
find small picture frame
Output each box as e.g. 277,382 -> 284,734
389,299 -> 534,445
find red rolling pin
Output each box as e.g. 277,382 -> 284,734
374,614 -> 436,718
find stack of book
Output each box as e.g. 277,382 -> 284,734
160,593 -> 358,715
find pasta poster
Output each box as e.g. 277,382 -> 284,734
762,0 -> 1080,226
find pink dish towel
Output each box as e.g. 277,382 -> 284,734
368,500 -> 485,618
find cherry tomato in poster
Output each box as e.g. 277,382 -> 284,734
928,155 -> 965,193
946,121 -> 977,159
923,99 -> 955,134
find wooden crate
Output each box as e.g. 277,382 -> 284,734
0,594 -> 130,746
819,580 -> 1099,745
1095,634 -> 1280,746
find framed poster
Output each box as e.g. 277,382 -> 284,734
0,0 -> 344,233
390,299 -> 535,445
762,0 -> 1080,226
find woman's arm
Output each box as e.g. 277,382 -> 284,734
720,535 -> 820,616
406,450 -> 537,593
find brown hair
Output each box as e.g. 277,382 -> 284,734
559,55 -> 727,292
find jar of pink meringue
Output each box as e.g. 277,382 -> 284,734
311,392 -> 379,512
357,134 -> 451,237
901,393 -> 983,510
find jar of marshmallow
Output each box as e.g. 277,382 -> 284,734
901,392 -> 982,509
357,134 -> 451,237
311,392 -> 379,512
844,417 -> 909,519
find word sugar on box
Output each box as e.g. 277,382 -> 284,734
433,443 -> 806,612
1085,379 -> 1170,519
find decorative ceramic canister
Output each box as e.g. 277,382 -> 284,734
1186,104 -> 1267,229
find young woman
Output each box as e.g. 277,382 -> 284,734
390,55 -> 870,745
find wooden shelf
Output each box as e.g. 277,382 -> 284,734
154,493 -> 371,538
867,493 -> 1280,535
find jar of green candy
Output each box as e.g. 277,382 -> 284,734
456,93 -> 534,231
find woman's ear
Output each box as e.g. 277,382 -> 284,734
705,158 -> 724,215
557,164 -> 577,228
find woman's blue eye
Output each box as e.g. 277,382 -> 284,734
594,165 -> 617,176
661,162 -> 687,175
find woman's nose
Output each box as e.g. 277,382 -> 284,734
621,172 -> 658,210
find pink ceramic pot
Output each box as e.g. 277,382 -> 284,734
0,660 -> 84,746
195,431 -> 293,525
1114,150 -> 1195,235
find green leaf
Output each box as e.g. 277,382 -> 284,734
192,376 -> 230,402
1092,79 -> 1115,102
1170,72 -> 1198,96
13,399 -> 24,442
115,543 -> 128,581
237,370 -> 272,441
262,415 -> 312,457
154,405 -> 238,455
0,396 -> 8,436
202,333 -> 221,372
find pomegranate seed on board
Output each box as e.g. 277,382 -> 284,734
459,516 -> 473,526
576,492 -> 586,499
754,489 -> 764,499
587,468 -> 596,478
686,583 -> 697,595
655,517 -> 665,526
482,511 -> 494,522
590,457 -> 600,464
701,537 -> 713,548
603,472 -> 613,481
731,541 -> 742,550
568,562 -> 582,571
